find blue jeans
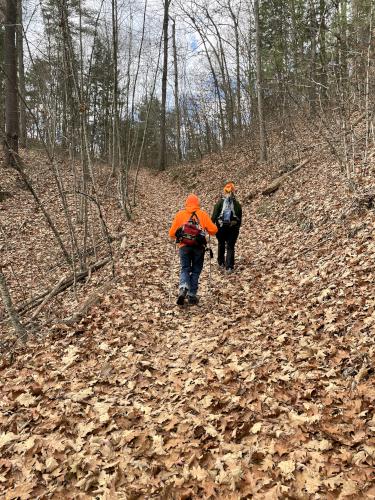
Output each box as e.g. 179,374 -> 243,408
179,246 -> 205,296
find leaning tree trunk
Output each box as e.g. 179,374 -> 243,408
4,0 -> 19,165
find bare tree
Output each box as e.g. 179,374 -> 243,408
203,5 -> 235,139
158,0 -> 171,171
308,0 -> 317,116
254,0 -> 267,161
172,18 -> 182,162
17,0 -> 26,147
0,2 -> 4,25
3,0 -> 19,165
181,8 -> 227,145
226,0 -> 242,133
0,0 -> 5,138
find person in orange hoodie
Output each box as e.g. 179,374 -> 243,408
169,194 -> 218,305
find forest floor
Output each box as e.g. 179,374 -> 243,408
1,129 -> 375,498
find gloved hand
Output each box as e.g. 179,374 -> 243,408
175,227 -> 183,240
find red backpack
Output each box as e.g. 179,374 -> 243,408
177,212 -> 207,247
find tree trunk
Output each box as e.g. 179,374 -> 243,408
0,5 -> 5,139
318,0 -> 328,103
0,268 -> 27,340
158,0 -> 170,171
4,0 -> 19,165
309,0 -> 317,116
17,0 -> 26,148
172,19 -> 182,162
204,8 -> 234,140
254,0 -> 267,162
339,0 -> 348,83
228,1 -> 242,133
234,20 -> 242,132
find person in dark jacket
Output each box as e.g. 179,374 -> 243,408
212,182 -> 242,273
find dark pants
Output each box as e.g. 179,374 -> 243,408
217,226 -> 239,270
179,245 -> 205,296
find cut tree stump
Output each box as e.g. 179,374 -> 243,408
261,159 -> 310,196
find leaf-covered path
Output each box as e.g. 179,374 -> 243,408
1,165 -> 375,499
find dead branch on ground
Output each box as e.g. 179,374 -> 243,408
261,159 -> 310,196
13,257 -> 111,318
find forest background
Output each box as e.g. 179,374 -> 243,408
1,0 -> 373,172
1,0 -> 375,496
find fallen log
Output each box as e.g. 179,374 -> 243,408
16,257 -> 111,317
243,190 -> 258,203
25,275 -> 68,325
261,159 -> 310,196
45,231 -> 126,275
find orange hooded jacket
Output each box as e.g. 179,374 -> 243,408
169,194 -> 218,245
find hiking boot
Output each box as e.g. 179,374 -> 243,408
177,287 -> 187,306
188,295 -> 199,305
226,268 -> 234,274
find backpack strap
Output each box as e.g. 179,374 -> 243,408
231,198 -> 238,219
219,198 -> 225,217
190,211 -> 200,225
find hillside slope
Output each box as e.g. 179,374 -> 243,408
1,133 -> 375,498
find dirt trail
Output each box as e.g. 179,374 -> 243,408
1,168 -> 375,499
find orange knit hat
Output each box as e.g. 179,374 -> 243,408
223,182 -> 235,193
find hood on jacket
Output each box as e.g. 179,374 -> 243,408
185,194 -> 200,213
